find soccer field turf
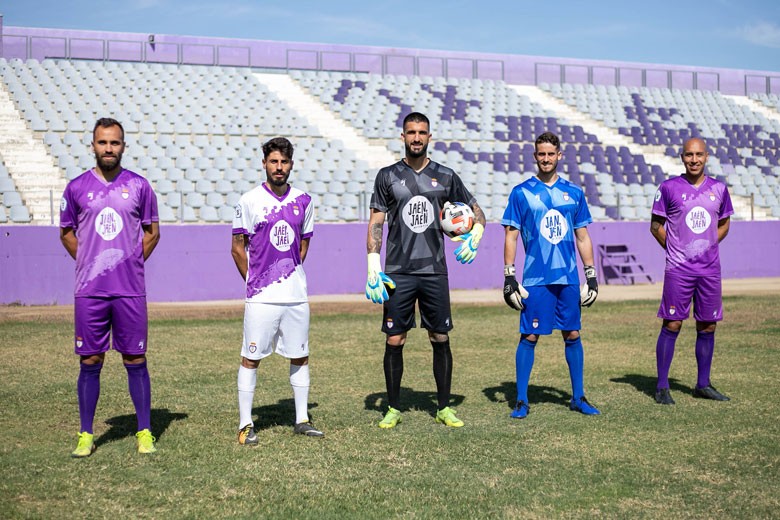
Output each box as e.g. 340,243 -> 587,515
1,295 -> 779,518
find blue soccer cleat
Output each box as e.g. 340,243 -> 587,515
510,400 -> 530,419
570,396 -> 601,415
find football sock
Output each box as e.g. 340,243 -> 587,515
77,362 -> 103,434
431,339 -> 452,410
383,343 -> 404,409
695,331 -> 715,389
125,361 -> 152,432
515,338 -> 537,404
289,363 -> 311,424
656,327 -> 680,390
564,337 -> 585,400
237,365 -> 257,429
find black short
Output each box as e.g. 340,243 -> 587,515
381,274 -> 452,335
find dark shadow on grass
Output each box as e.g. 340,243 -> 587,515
96,408 -> 188,448
610,374 -> 691,400
483,381 -> 570,409
251,399 -> 320,431
364,387 -> 465,416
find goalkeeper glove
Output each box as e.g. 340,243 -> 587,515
452,222 -> 484,264
503,265 -> 529,311
580,265 -> 598,307
365,253 -> 396,304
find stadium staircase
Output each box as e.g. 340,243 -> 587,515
0,86 -> 64,224
597,244 -> 654,285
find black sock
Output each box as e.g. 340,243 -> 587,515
383,343 -> 403,409
431,339 -> 452,410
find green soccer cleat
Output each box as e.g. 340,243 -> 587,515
136,429 -> 157,454
237,424 -> 258,446
435,407 -> 464,428
71,432 -> 96,458
378,406 -> 402,429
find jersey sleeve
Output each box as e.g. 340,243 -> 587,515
369,169 -> 390,213
651,184 -> 668,218
572,189 -> 592,229
232,196 -> 249,235
501,187 -> 522,229
449,173 -> 477,206
140,180 -> 159,225
59,183 -> 78,230
302,194 -> 314,239
718,184 -> 734,220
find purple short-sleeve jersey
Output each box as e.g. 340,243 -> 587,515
60,169 -> 159,297
651,175 -> 733,276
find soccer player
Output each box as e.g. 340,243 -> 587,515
651,137 -> 734,405
231,137 -> 323,445
60,118 -> 160,457
501,131 -> 600,419
366,111 -> 485,429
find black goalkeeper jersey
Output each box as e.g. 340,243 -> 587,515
370,159 -> 476,275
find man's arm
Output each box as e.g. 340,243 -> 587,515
717,217 -> 730,243
367,209 -> 386,254
300,237 -> 311,263
650,214 -> 667,249
471,202 -> 486,227
60,227 -> 78,260
231,233 -> 249,281
142,222 -> 160,261
503,226 -> 519,266
574,227 -> 595,266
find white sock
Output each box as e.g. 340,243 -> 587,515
237,365 -> 257,429
289,363 -> 310,424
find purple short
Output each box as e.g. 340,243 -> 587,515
658,270 -> 723,322
74,296 -> 148,355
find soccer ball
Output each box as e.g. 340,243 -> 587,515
440,201 -> 474,238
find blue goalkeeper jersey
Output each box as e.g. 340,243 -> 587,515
501,176 -> 592,286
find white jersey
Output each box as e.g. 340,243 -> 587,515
232,184 -> 314,303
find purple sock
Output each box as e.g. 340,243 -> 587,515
656,327 -> 679,390
125,361 -> 152,431
77,362 -> 102,434
695,331 -> 715,389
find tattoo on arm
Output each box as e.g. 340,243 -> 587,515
368,223 -> 383,254
472,203 -> 486,226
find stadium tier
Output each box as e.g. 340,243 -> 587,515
2,57 -> 780,224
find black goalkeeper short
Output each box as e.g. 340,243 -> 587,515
381,274 -> 453,335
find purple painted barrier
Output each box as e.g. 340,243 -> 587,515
2,25 -> 778,95
1,222 -> 778,305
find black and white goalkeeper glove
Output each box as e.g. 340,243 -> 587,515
580,265 -> 598,307
503,265 -> 529,311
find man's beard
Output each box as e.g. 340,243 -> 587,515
405,142 -> 428,159
95,154 -> 121,172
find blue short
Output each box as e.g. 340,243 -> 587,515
519,284 -> 581,335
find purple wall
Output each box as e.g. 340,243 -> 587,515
1,222 -> 778,305
2,25 -> 778,95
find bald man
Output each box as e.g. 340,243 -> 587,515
650,138 -> 734,405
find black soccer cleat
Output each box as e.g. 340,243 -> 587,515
693,385 -> 730,401
655,388 -> 675,405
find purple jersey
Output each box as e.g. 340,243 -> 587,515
651,175 -> 733,276
60,168 -> 159,297
232,184 -> 314,303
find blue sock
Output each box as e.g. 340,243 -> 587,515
515,338 -> 537,404
565,337 -> 585,400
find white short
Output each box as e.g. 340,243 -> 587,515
242,302 -> 310,360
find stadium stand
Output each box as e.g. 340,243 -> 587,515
1,55 -> 779,224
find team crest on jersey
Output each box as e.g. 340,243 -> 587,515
121,188 -> 129,200
563,192 -> 570,201
431,178 -> 438,187
708,192 -> 716,202
669,305 -> 676,315
249,342 -> 257,353
532,318 -> 539,328
76,336 -> 83,349
386,318 -> 394,329
293,205 -> 300,216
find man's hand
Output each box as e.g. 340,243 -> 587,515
452,222 -> 484,264
503,265 -> 529,311
580,265 -> 598,307
365,253 -> 396,304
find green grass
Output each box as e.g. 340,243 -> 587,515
2,296 -> 779,519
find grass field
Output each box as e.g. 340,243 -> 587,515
1,295 -> 779,519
